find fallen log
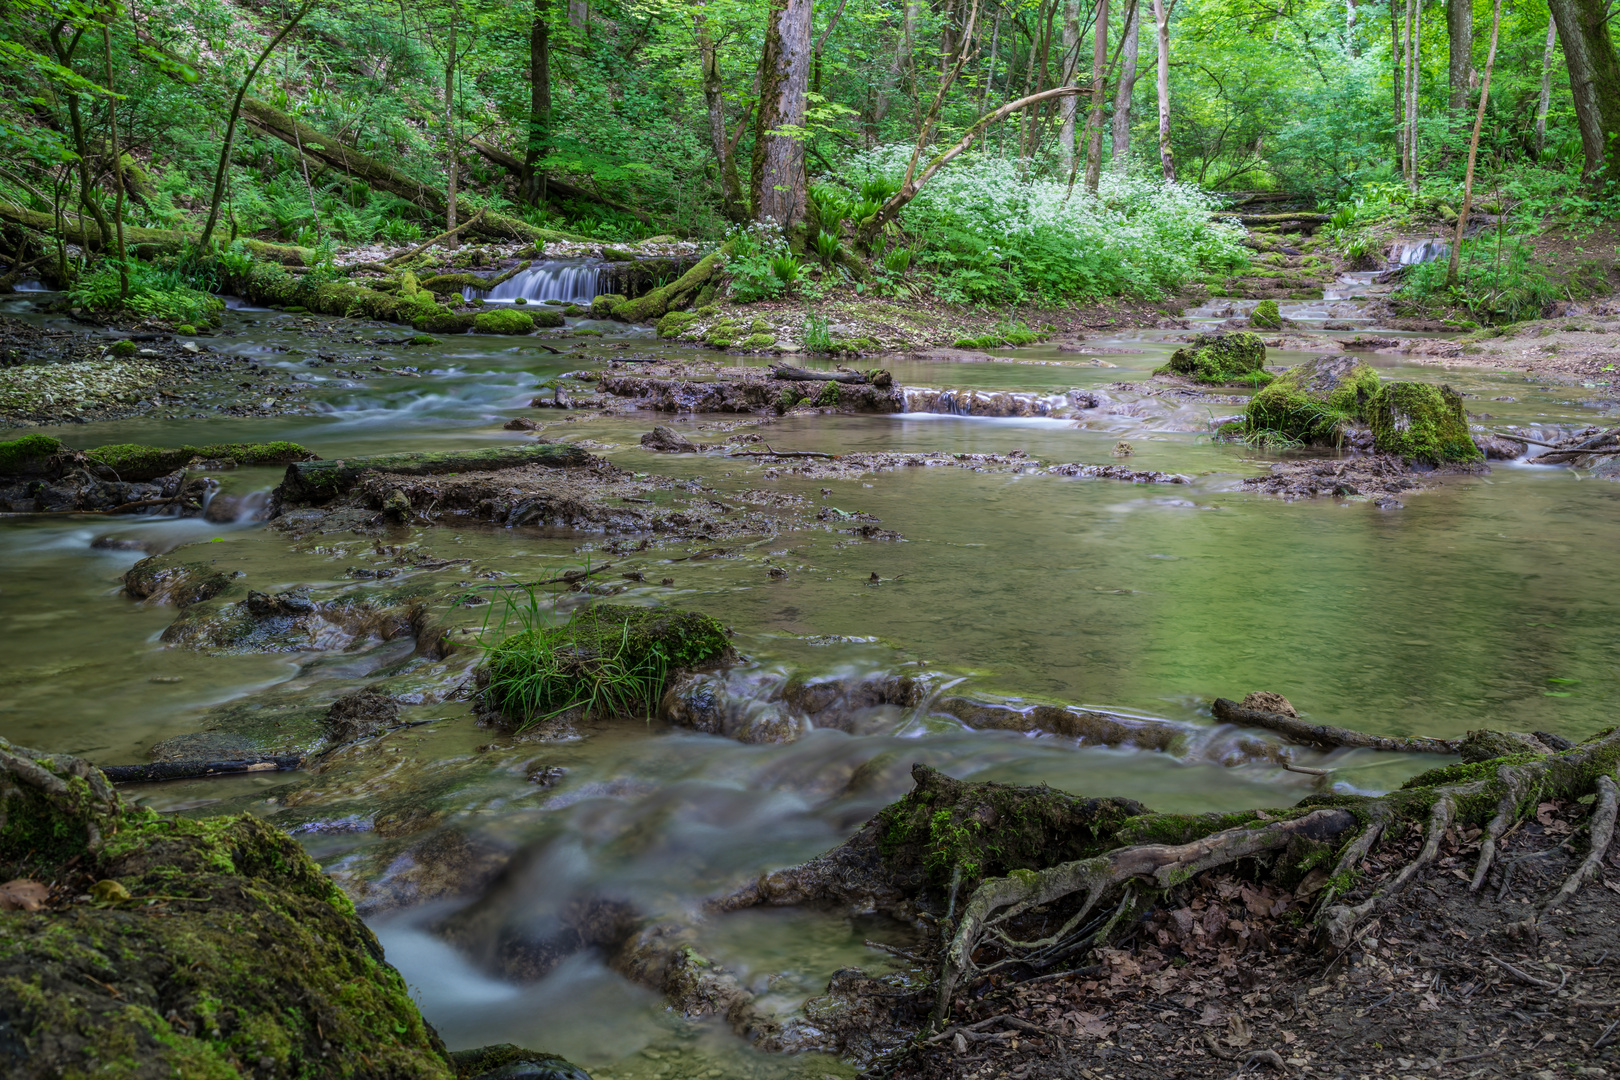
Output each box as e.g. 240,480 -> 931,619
275,442 -> 592,503
417,259 -> 531,295
468,139 -> 670,230
100,755 -> 303,783
0,203 -> 313,266
1221,212 -> 1333,226
770,364 -> 869,384
1211,697 -> 1459,754
612,247 -> 729,322
382,207 -> 486,267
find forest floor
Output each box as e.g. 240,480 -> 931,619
867,794 -> 1620,1080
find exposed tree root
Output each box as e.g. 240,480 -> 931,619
1539,771 -> 1618,920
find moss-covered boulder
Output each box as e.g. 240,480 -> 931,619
1368,382 -> 1483,464
1250,299 -> 1282,329
0,433 -> 62,474
590,294 -> 627,319
656,310 -> 700,338
83,441 -> 317,482
0,737 -> 454,1079
474,309 -> 535,335
478,603 -> 733,729
413,310 -> 476,334
1242,356 -> 1382,445
529,309 -> 566,329
1158,331 -> 1271,385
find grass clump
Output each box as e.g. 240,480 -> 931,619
473,308 -> 535,335
478,596 -> 731,730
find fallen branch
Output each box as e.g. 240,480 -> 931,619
276,443 -> 590,503
383,208 -> 487,267
769,364 -> 869,384
476,562 -> 618,590
100,755 -> 303,784
1211,698 -> 1459,754
728,443 -> 838,460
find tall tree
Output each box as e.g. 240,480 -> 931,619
1447,0 -> 1501,287
1152,0 -> 1173,180
1110,0 -> 1140,169
524,0 -> 551,205
1082,0 -> 1109,192
1545,0 -> 1620,189
1533,16 -> 1557,159
752,0 -> 812,226
694,3 -> 746,222
443,2 -> 460,248
1445,0 -> 1471,113
1058,0 -> 1081,170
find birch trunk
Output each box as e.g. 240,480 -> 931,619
1058,0 -> 1081,171
1153,0 -> 1174,180
1534,16 -> 1557,158
1083,0 -> 1109,192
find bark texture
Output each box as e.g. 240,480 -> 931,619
1153,0 -> 1174,180
1445,0 -> 1473,113
1111,0 -> 1141,167
752,0 -> 813,226
1546,0 -> 1620,189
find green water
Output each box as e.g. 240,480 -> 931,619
2,292 -> 1616,1073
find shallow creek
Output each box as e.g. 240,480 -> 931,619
2,292 -> 1618,1078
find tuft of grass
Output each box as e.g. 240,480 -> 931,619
477,589 -> 730,731
802,311 -> 832,354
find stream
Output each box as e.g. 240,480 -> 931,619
2,276 -> 1617,1079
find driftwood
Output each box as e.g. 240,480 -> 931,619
1211,697 -> 1460,754
100,756 -> 304,784
770,364 -> 868,384
1528,426 -> 1620,465
276,443 -> 590,503
728,443 -> 838,460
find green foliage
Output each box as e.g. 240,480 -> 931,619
477,593 -> 730,731
802,311 -> 832,353
1397,234 -> 1565,324
812,230 -> 841,265
68,260 -> 223,325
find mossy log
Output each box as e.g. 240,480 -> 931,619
275,443 -> 591,504
611,247 -> 728,323
725,715 -> 1620,1029
417,260 -> 531,294
770,364 -> 870,384
237,99 -> 591,246
0,202 -> 313,265
81,441 -> 317,482
1227,212 -> 1332,225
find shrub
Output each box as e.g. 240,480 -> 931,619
68,260 -> 224,325
1397,234 -> 1563,324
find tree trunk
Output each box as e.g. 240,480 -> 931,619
751,0 -> 813,227
568,0 -> 588,32
1447,0 -> 1502,288
1110,0 -> 1140,168
1390,0 -> 1402,155
1083,0 -> 1109,192
1402,0 -> 1419,191
1545,0 -> 1620,190
1534,15 -> 1557,159
525,0 -> 552,204
696,4 -> 746,222
444,7 -> 460,249
103,25 -> 128,301
47,23 -> 112,254
197,1 -> 313,251
1445,0 -> 1472,113
1058,0 -> 1081,171
1153,0 -> 1174,180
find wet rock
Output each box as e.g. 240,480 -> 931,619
0,737 -> 456,1080
599,371 -> 904,415
1240,356 -> 1383,445
640,425 -> 698,453
450,1045 -> 592,1080
1240,453 -> 1446,501
1368,382 -> 1484,464
123,557 -> 235,608
1046,462 -> 1190,483
503,416 -> 539,430
1458,729 -> 1562,763
1157,331 -> 1271,386
160,587 -> 428,654
1239,691 -> 1298,717
325,688 -> 402,743
1474,433 -> 1526,459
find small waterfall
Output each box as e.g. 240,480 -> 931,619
1390,238 -> 1451,265
465,260 -> 606,305
12,280 -> 52,292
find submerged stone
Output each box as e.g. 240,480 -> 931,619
1157,331 -> 1272,385
1242,356 -> 1382,445
1368,381 -> 1483,464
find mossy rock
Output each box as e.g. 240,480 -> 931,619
413,311 -> 477,334
83,441 -> 317,482
474,309 -> 536,335
775,387 -> 801,413
406,334 -> 440,346
657,310 -> 700,338
0,738 -> 456,1079
530,310 -> 566,329
1368,382 -> 1483,464
740,333 -> 777,350
478,604 -> 732,728
563,305 -> 586,317
1250,299 -> 1282,329
599,247 -> 637,262
590,294 -> 627,319
814,380 -> 840,407
749,318 -> 771,334
1243,356 -> 1382,445
1158,331 -> 1272,386
175,323 -> 198,336
0,433 -> 62,474
449,1044 -> 591,1080
109,338 -> 139,357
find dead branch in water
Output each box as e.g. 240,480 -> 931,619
728,443 -> 838,459
1212,697 -> 1459,754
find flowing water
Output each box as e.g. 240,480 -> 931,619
3,280 -> 1617,1077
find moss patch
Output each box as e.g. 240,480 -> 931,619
84,441 -> 317,482
473,309 -> 535,335
1368,382 -> 1483,464
1158,331 -> 1272,386
1250,299 -> 1282,329
1242,356 -> 1383,445
0,433 -> 62,473
479,603 -> 731,729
